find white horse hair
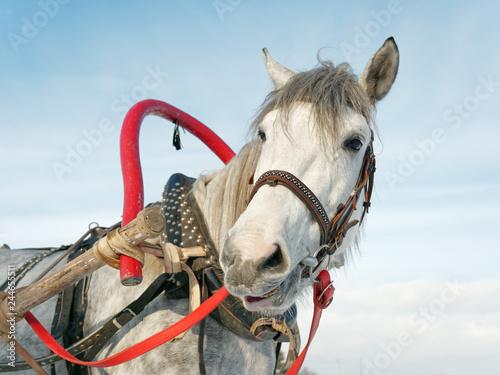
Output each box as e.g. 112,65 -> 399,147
0,37 -> 398,374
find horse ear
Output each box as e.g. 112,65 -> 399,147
359,37 -> 399,103
262,48 -> 294,89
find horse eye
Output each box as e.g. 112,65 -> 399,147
258,130 -> 266,142
345,138 -> 362,151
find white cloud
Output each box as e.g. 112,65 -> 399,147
297,278 -> 500,375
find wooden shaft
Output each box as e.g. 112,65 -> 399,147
13,249 -> 104,316
12,206 -> 165,316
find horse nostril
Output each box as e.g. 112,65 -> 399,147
258,245 -> 283,271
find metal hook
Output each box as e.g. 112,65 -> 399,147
300,244 -> 330,278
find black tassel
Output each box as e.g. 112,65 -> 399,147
172,119 -> 183,150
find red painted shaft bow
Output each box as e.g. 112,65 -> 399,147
119,99 -> 235,285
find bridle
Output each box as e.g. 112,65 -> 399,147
247,137 -> 376,270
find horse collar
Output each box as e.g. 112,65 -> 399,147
161,174 -> 212,252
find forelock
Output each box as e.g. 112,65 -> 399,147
250,60 -> 375,143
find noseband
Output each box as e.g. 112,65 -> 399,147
247,141 -> 376,268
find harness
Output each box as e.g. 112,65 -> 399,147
161,173 -> 298,343
0,174 -> 298,374
0,99 -> 375,374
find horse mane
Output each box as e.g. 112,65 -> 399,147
190,139 -> 262,254
192,58 -> 373,259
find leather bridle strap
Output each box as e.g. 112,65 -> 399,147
248,170 -> 330,244
325,143 -> 376,255
247,142 -> 376,265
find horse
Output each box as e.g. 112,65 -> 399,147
0,37 -> 399,374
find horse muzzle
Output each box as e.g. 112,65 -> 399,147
220,234 -> 293,309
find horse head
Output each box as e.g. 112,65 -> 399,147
218,38 -> 399,313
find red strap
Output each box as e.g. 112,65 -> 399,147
25,273 -> 332,371
286,270 -> 334,374
25,286 -> 229,368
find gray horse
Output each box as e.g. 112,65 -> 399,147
0,38 -> 398,374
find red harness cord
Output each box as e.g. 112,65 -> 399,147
24,99 -> 333,372
24,287 -> 229,367
287,270 -> 334,374
24,272 -> 333,372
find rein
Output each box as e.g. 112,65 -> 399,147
23,286 -> 230,368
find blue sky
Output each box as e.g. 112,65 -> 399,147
1,1 -> 499,374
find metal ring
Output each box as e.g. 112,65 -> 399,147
88,222 -> 100,230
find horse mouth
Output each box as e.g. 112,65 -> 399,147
242,283 -> 282,311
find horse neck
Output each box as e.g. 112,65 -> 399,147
191,140 -> 261,255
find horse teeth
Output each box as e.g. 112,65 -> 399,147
261,284 -> 280,298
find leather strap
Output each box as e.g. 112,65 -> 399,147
197,270 -> 209,375
203,267 -> 298,343
161,242 -> 183,274
248,171 -> 330,243
50,286 -> 74,340
81,273 -> 175,361
171,263 -> 201,342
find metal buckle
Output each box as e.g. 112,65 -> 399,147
316,280 -> 335,308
